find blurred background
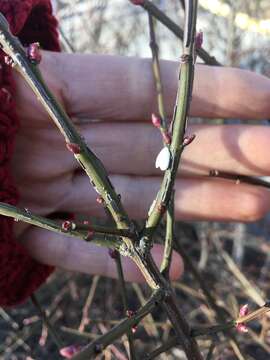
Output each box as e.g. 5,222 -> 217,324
2,1 -> 270,359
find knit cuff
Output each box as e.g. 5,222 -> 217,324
0,0 -> 60,307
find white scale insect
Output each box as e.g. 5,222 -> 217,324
155,146 -> 171,171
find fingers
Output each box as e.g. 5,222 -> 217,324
42,52 -> 270,122
14,122 -> 270,180
18,227 -> 183,282
76,123 -> 270,177
62,174 -> 270,222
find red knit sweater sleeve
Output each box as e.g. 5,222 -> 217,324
0,0 -> 60,307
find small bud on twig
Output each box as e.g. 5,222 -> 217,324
195,31 -> 203,50
129,0 -> 144,5
66,142 -> 81,154
152,113 -> 161,128
182,134 -> 196,147
209,169 -> 219,177
162,132 -> 171,145
60,344 -> 82,358
131,325 -> 138,334
62,221 -> 76,232
4,55 -> 14,67
27,42 -> 42,64
236,304 -> 249,333
157,202 -> 166,214
96,196 -> 104,205
108,249 -> 118,259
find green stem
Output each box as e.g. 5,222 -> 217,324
75,222 -> 136,239
0,202 -> 120,249
160,191 -> 174,278
0,13 -> 132,234
142,0 -> 198,249
71,290 -> 164,360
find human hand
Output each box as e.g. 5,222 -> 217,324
11,51 -> 270,282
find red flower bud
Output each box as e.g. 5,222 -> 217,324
195,31 -> 203,50
239,304 -> 249,317
151,113 -> 161,128
129,0 -> 144,5
27,42 -> 42,64
236,304 -> 249,333
66,142 -> 81,154
236,323 -> 248,333
132,325 -> 138,333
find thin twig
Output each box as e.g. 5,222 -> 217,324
78,276 -> 100,332
143,336 -> 178,360
114,252 -> 136,359
71,289 -> 164,360
130,0 -> 221,66
209,170 -> 270,189
31,294 -> 63,349
148,12 -> 168,132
